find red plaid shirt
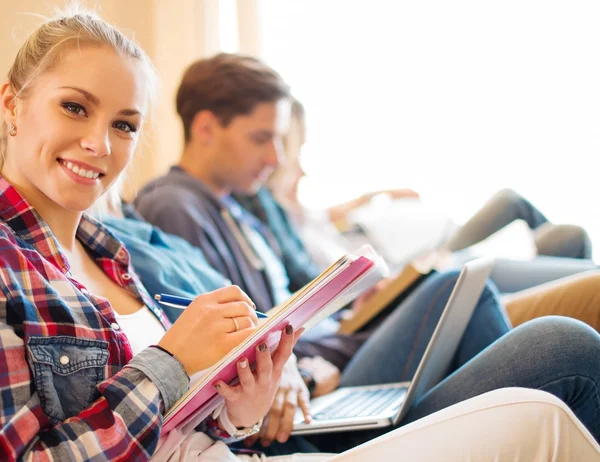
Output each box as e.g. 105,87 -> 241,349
0,178 -> 192,460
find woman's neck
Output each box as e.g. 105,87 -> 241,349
3,173 -> 81,252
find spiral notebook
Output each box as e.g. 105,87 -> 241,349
161,246 -> 387,435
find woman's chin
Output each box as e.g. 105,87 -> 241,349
55,193 -> 101,214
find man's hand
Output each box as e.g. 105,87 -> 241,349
297,356 -> 340,398
351,277 -> 394,317
386,188 -> 420,200
244,357 -> 311,447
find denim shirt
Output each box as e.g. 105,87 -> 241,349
0,178 -> 217,460
101,213 -> 229,323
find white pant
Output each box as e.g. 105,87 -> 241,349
230,388 -> 600,462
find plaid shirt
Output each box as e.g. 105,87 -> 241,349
0,178 -> 194,461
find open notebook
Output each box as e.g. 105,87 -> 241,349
161,246 -> 387,435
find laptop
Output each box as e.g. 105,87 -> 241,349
291,257 -> 494,435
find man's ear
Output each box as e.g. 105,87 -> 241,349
190,110 -> 220,145
0,82 -> 18,126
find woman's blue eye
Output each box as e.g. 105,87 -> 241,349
62,102 -> 86,116
113,121 -> 137,133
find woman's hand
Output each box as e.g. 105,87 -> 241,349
158,286 -> 259,375
243,356 -> 312,447
214,325 -> 304,429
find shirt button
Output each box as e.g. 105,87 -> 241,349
81,288 -> 90,296
59,355 -> 70,365
111,322 -> 121,331
117,249 -> 127,259
121,273 -> 131,281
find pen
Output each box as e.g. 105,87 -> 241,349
154,293 -> 269,318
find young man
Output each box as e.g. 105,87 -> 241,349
133,54 -> 594,452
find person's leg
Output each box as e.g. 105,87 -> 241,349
444,189 -> 549,252
340,270 -> 511,387
324,389 -> 600,462
401,317 -> 600,439
535,222 -> 594,259
312,316 -> 600,453
488,255 -> 599,293
503,270 -> 600,331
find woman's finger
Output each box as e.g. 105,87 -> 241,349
236,357 -> 255,391
276,388 -> 298,443
218,301 -> 259,324
222,327 -> 257,353
222,316 -> 257,333
294,328 -> 305,345
261,389 -> 286,447
210,285 -> 256,307
213,380 -> 239,402
272,325 -> 295,376
255,342 -> 273,387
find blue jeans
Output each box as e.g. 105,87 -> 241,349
308,320 -> 600,453
340,270 -> 511,386
303,273 -> 600,453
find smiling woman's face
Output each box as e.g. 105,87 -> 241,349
0,43 -> 148,212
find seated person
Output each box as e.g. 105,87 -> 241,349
133,52 -> 600,453
444,188 -> 593,259
3,10 -> 599,462
257,98 -> 596,293
99,194 -> 600,459
0,11 -> 296,460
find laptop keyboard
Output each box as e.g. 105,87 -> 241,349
313,387 -> 407,421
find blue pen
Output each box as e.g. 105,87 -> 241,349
154,293 -> 269,318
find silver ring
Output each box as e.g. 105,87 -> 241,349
232,317 -> 239,332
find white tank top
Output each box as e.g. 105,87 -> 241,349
114,306 -> 167,356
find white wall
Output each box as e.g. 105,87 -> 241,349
258,0 -> 600,259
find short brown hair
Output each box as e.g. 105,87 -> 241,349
176,53 -> 290,142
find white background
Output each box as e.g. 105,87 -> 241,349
257,0 -> 600,259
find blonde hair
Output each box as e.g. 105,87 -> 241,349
0,3 -> 159,166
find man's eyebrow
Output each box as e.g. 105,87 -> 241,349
59,86 -> 141,116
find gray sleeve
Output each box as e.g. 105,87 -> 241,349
136,188 -> 209,248
135,188 -> 224,272
126,346 -> 189,411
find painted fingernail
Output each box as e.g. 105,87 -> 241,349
238,359 -> 248,368
285,325 -> 293,335
258,343 -> 268,352
261,439 -> 272,447
214,383 -> 222,391
277,432 -> 288,443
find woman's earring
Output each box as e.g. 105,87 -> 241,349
7,124 -> 16,137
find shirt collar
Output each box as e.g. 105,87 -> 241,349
0,177 -> 129,274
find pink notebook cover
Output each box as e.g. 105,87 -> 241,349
162,255 -> 375,434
